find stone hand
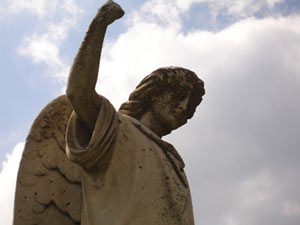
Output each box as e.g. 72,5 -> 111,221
97,0 -> 125,25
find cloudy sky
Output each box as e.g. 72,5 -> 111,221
1,0 -> 300,224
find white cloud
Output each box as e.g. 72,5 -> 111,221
239,172 -> 274,207
265,0 -> 283,7
140,0 -> 182,28
133,0 -> 284,26
100,9 -> 300,107
19,35 -> 63,67
207,0 -> 284,18
282,201 -> 300,216
2,0 -> 59,18
0,142 -> 24,225
225,216 -> 239,225
99,21 -> 188,107
4,0 -> 83,81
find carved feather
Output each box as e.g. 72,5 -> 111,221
13,95 -> 82,225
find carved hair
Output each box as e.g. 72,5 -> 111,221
119,67 -> 205,120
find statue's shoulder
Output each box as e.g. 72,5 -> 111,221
14,95 -> 82,225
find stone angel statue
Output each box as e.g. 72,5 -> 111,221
13,1 -> 205,225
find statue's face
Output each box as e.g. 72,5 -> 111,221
151,89 -> 191,132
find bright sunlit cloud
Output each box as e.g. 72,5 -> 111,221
9,0 -> 83,81
0,142 -> 24,225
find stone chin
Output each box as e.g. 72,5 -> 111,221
159,117 -> 189,137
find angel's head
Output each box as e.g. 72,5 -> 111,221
119,67 -> 205,136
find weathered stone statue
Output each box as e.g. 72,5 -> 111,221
13,1 -> 205,225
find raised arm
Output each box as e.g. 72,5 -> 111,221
66,0 -> 124,134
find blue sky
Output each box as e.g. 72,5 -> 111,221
1,0 -> 300,225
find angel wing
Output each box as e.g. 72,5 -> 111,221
13,95 -> 82,225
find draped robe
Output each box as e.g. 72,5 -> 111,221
66,96 -> 195,225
